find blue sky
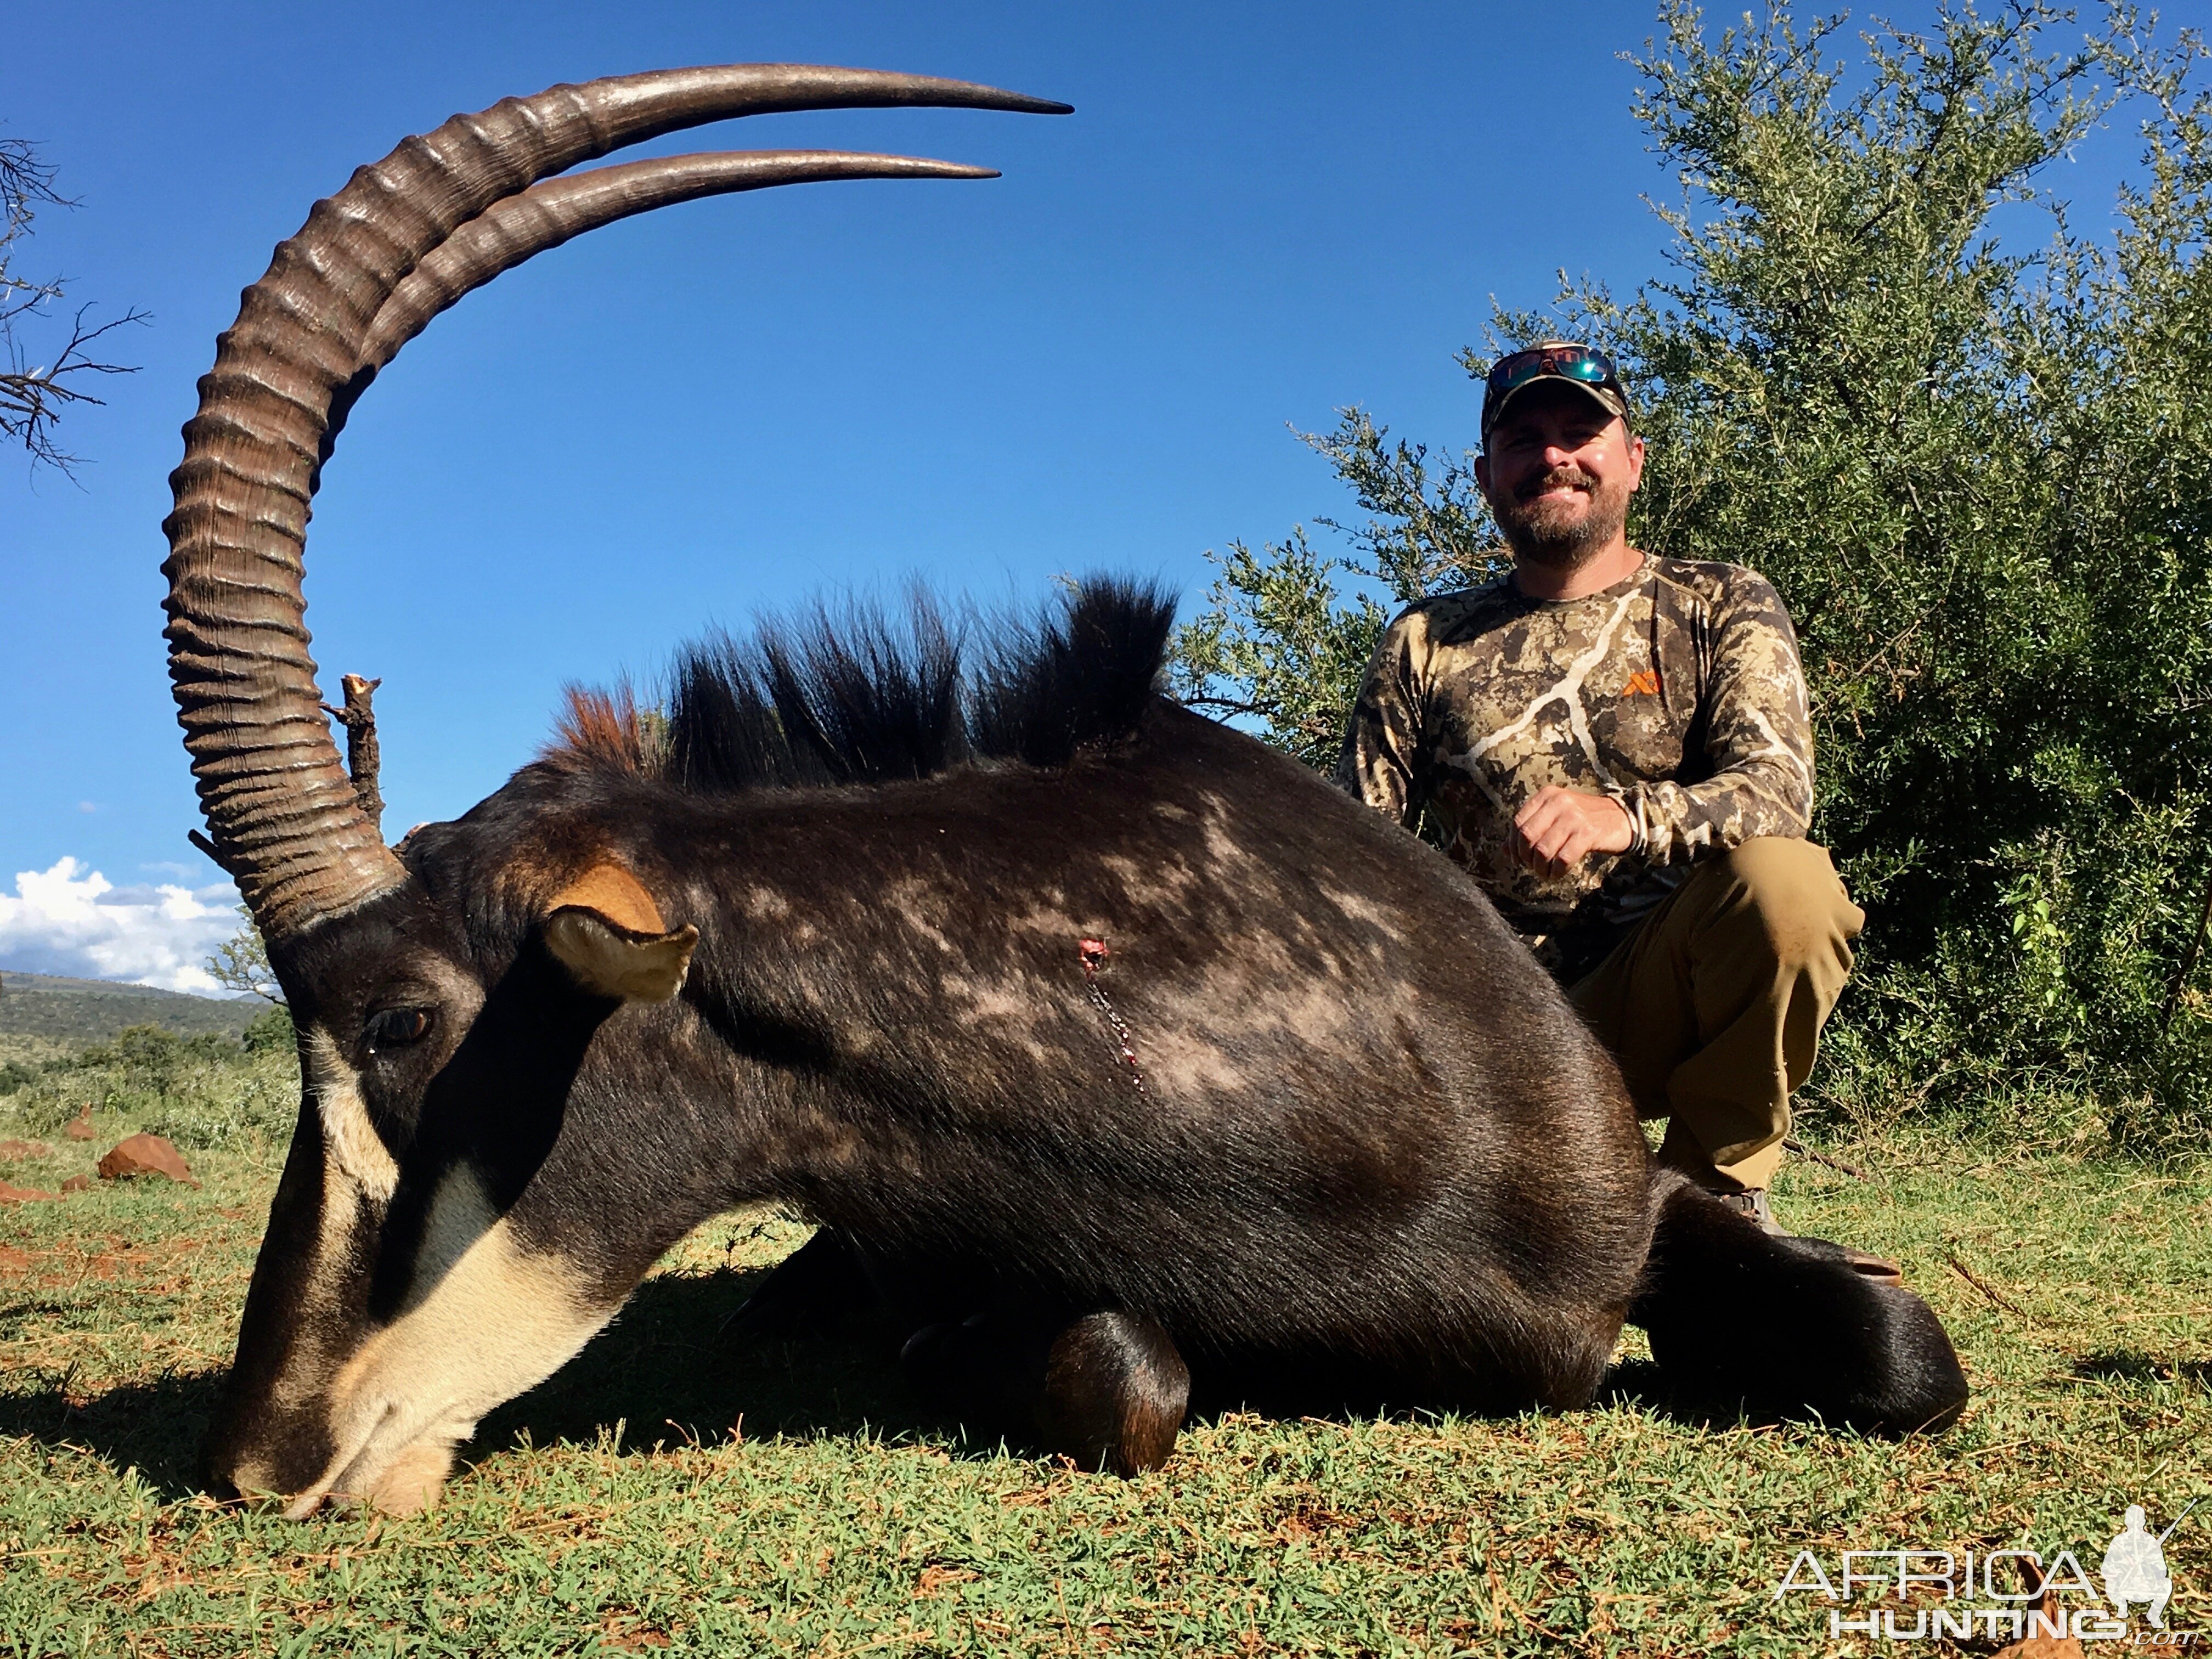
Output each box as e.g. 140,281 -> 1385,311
0,1 -> 2164,986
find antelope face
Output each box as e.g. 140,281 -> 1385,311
202,860 -> 699,1516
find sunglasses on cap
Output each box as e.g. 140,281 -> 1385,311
1481,342 -> 1632,438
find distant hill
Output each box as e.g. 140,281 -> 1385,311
0,971 -> 262,1045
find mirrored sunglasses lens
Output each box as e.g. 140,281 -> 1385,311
1489,348 -> 1613,394
1488,356 -> 1536,392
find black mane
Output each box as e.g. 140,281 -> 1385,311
557,576 -> 1176,793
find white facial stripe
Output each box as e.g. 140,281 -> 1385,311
297,1165 -> 610,1515
303,1029 -> 400,1204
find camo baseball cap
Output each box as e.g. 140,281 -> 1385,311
1480,341 -> 1634,443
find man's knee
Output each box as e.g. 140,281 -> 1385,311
1703,837 -> 1863,972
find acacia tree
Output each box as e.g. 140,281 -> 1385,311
0,136 -> 144,472
204,906 -> 281,1005
1174,0 -> 2212,1137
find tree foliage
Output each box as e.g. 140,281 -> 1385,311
204,906 -> 282,1006
1175,414 -> 1503,769
1173,0 -> 2212,1138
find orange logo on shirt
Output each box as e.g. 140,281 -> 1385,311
1624,669 -> 1661,696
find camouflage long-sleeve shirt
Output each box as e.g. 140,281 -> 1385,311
1335,555 -> 1814,979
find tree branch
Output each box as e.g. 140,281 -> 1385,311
0,303 -> 149,473
321,674 -> 386,836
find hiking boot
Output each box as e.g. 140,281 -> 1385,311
1715,1187 -> 1782,1233
1714,1187 -> 1904,1285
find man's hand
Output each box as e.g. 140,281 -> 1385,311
1512,786 -> 1635,878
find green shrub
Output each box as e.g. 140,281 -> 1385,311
0,1023 -> 299,1150
240,1003 -> 295,1054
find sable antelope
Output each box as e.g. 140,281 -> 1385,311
170,65 -> 1969,1517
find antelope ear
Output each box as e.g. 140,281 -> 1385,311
541,864 -> 698,1002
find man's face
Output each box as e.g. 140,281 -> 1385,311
1475,382 -> 1645,570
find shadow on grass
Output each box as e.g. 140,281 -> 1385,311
2071,1349 -> 2212,1389
478,1268 -> 1705,1466
472,1264 -> 941,1463
1593,1356 -> 1839,1432
0,1266 -> 945,1503
0,1365 -> 227,1501
3,1269 -> 1734,1504
1593,1357 -> 1739,1429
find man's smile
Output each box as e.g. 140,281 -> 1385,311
1519,468 -> 1595,503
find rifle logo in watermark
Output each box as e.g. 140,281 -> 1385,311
2105,1504 -> 2176,1628
1770,1500 -> 2199,1644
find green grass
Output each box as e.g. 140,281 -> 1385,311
3,1070 -> 2209,1655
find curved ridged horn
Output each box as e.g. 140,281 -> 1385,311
368,152 -> 997,388
321,150 -> 996,466
163,67 -> 1069,942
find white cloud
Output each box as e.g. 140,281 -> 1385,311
0,857 -> 243,995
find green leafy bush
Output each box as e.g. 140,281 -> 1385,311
240,1003 -> 295,1055
1175,0 -> 2212,1142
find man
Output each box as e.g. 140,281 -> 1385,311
1335,340 -> 1874,1252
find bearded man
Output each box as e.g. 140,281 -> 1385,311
1336,341 -> 1884,1264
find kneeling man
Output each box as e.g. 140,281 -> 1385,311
1336,341 -> 1875,1256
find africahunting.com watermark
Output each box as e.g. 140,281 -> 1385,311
1771,1502 -> 2198,1643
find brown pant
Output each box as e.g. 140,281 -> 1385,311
1569,837 -> 1863,1193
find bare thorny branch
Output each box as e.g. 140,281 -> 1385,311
0,134 -> 146,476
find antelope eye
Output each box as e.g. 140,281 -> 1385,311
365,1007 -> 434,1052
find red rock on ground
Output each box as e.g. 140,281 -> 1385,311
0,1139 -> 49,1160
97,1134 -> 198,1187
59,1174 -> 90,1193
1991,1593 -> 2087,1657
63,1108 -> 95,1142
0,1180 -> 57,1203
1991,1635 -> 2084,1658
